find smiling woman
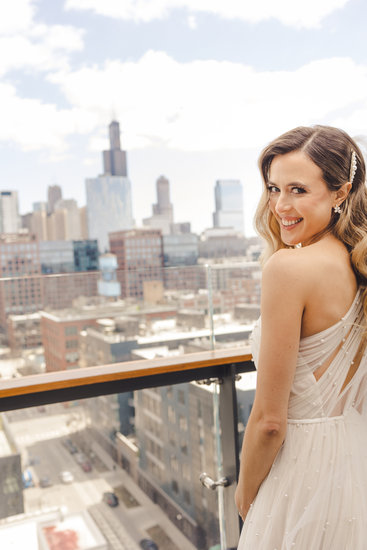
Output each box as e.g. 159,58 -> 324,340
235,125 -> 367,549
266,150 -> 349,247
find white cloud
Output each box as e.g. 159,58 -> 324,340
47,52 -> 367,153
0,0 -> 84,76
0,0 -> 35,35
0,82 -> 97,153
65,0 -> 351,29
187,15 -> 197,30
1,51 -> 366,158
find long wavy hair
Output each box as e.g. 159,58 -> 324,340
255,125 -> 367,320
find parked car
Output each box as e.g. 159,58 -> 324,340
59,471 -> 74,484
102,492 -> 119,507
75,452 -> 88,464
22,469 -> 34,489
63,439 -> 78,454
139,539 -> 159,550
27,456 -> 40,466
39,476 -> 52,488
81,461 -> 92,472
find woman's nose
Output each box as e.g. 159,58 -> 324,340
275,193 -> 291,214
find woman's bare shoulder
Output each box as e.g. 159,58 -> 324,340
263,247 -> 312,280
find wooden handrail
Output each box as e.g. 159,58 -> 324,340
0,348 -> 252,399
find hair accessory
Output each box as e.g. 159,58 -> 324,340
349,150 -> 357,185
334,204 -> 342,214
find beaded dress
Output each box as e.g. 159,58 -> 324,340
238,289 -> 367,550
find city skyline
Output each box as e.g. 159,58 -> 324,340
1,1 -> 367,236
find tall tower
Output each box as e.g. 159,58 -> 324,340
103,120 -> 127,177
153,176 -> 173,219
86,121 -> 134,252
212,179 -> 244,234
47,185 -> 62,214
143,175 -> 173,235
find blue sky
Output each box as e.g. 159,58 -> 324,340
1,0 -> 367,236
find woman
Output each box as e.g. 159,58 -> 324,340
235,125 -> 367,549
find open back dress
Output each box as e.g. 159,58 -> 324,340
238,289 -> 367,549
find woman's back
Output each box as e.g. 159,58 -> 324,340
285,235 -> 358,339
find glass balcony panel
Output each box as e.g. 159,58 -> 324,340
1,267 -> 218,375
0,381 -> 230,550
0,265 -> 256,549
208,262 -> 261,353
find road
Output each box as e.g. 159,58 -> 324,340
4,403 -> 197,550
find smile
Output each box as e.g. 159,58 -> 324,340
281,218 -> 303,227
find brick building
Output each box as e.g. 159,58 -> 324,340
109,228 -> 164,299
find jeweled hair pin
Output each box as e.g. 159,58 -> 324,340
349,150 -> 357,185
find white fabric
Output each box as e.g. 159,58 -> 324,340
238,289 -> 367,549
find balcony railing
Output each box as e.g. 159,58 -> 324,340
0,264 -> 259,549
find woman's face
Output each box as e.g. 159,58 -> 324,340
267,150 -> 336,247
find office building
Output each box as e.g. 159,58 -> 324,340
47,184 -> 62,214
213,179 -> 244,234
0,191 -> 20,234
103,120 -> 127,176
50,199 -> 83,240
163,234 -> 198,267
73,240 -> 99,272
38,240 -> 99,274
7,312 -> 42,352
41,309 -> 99,371
0,428 -> 24,519
39,241 -> 74,274
143,175 -> 174,235
30,210 -> 48,241
109,228 -> 164,299
162,233 -> 200,291
86,121 -> 134,252
32,201 -> 47,213
199,227 -> 247,258
135,377 -> 255,549
0,233 -> 42,329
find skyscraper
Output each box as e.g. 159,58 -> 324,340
153,176 -> 173,219
86,121 -> 134,252
143,175 -> 173,235
0,191 -> 21,234
103,120 -> 127,177
47,184 -> 62,214
212,179 -> 244,234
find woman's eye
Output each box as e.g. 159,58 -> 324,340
292,187 -> 306,194
267,185 -> 279,193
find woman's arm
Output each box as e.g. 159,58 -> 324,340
235,250 -> 306,520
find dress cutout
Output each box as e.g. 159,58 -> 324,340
238,289 -> 367,550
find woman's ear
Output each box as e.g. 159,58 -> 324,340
335,181 -> 352,203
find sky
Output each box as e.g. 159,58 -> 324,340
1,0 -> 367,236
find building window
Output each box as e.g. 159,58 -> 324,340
178,389 -> 185,405
66,339 -> 78,349
183,489 -> 191,505
65,326 -> 78,336
179,415 -> 188,431
3,476 -> 19,494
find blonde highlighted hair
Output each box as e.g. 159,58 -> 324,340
255,125 -> 367,320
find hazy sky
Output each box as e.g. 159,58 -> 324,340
1,0 -> 367,235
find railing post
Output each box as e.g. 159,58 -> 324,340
219,363 -> 241,549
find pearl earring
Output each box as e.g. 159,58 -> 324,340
334,205 -> 342,214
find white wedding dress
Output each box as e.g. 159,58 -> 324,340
238,289 -> 367,549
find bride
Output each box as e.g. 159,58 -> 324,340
235,125 -> 367,549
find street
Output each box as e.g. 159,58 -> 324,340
4,403 -> 197,550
